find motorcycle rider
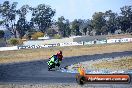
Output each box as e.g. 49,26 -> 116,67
48,50 -> 63,67
56,50 -> 63,62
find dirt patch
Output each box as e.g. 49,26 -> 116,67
0,43 -> 132,64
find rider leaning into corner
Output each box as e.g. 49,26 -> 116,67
56,50 -> 63,61
48,50 -> 63,67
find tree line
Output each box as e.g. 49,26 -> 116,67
0,1 -> 132,39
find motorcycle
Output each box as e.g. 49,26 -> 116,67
47,55 -> 61,71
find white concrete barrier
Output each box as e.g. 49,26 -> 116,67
107,38 -> 132,43
121,38 -> 132,42
59,42 -> 83,47
96,40 -> 107,44
0,46 -> 18,51
108,39 -> 121,43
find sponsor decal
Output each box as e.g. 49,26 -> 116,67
76,67 -> 131,85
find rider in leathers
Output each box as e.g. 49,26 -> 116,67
48,50 -> 63,67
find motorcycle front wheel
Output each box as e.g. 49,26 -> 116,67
48,63 -> 55,71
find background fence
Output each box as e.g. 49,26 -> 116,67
0,38 -> 132,51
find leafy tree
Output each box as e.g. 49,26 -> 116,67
77,19 -> 86,35
17,5 -> 29,18
0,30 -> 5,38
119,6 -> 132,33
31,4 -> 55,33
47,28 -> 57,37
64,19 -> 71,37
57,16 -> 65,36
16,5 -> 30,39
105,10 -> 118,34
82,27 -> 87,35
71,19 -> 82,36
101,26 -> 108,35
79,19 -> 92,35
57,16 -> 71,37
16,19 -> 30,39
87,23 -> 93,36
0,1 -> 18,38
92,12 -> 106,35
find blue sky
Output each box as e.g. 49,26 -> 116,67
0,0 -> 132,21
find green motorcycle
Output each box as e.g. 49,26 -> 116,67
47,55 -> 61,71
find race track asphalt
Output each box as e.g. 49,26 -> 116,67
0,51 -> 132,85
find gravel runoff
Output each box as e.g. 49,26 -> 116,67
0,83 -> 132,88
64,56 -> 132,74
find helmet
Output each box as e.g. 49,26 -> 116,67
57,50 -> 62,55
56,50 -> 63,60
